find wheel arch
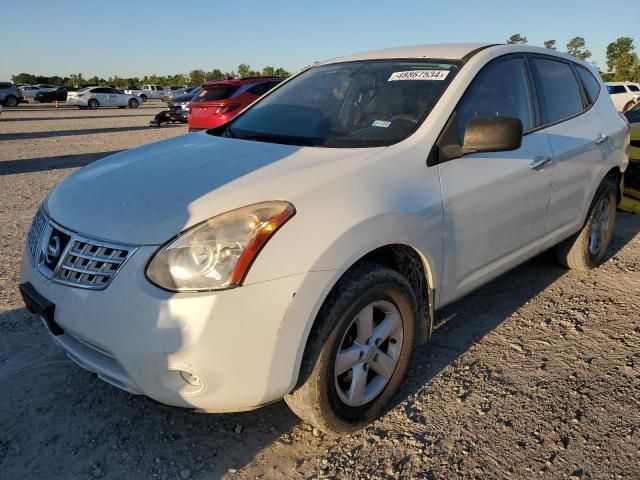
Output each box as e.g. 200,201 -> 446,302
286,242 -> 436,393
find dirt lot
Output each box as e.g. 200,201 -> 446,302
0,103 -> 639,480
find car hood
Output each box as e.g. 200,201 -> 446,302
46,133 -> 383,244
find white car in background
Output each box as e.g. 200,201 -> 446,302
606,81 -> 640,111
20,85 -> 41,99
35,84 -> 58,92
139,84 -> 166,100
20,44 -> 629,434
67,87 -> 140,109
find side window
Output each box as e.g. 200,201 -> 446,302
627,84 -> 640,92
455,57 -> 534,137
531,58 -> 584,123
92,88 -> 106,94
609,85 -> 626,94
247,82 -> 269,96
0,82 -> 11,89
575,65 -> 601,104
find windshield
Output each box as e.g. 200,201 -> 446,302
218,60 -> 459,147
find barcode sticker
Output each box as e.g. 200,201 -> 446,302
388,70 -> 450,81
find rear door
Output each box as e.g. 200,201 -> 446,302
91,88 -> 109,106
529,56 -> 612,247
108,88 -> 125,106
439,55 -> 554,304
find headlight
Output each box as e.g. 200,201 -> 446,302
146,201 -> 295,292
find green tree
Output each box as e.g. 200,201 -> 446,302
506,34 -> 527,45
237,63 -> 252,78
207,69 -> 224,81
189,69 -> 207,85
566,36 -> 591,61
274,67 -> 290,77
612,51 -> 640,81
262,66 -> 275,77
606,37 -> 635,72
11,73 -> 37,84
543,39 -> 557,50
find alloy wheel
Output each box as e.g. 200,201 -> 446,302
334,300 -> 403,407
588,196 -> 611,257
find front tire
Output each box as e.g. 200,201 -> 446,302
285,262 -> 417,435
4,95 -> 18,107
128,98 -> 139,109
554,177 -> 617,271
87,99 -> 99,110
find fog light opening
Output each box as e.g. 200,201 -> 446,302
180,370 -> 202,387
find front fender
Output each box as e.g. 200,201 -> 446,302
263,210 -> 444,396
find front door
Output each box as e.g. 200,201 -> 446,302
438,55 -> 553,305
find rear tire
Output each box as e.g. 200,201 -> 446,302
4,96 -> 18,107
284,262 -> 417,435
128,98 -> 139,109
88,99 -> 99,110
554,177 -> 617,271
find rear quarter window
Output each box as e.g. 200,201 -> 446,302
628,84 -> 640,92
575,66 -> 601,104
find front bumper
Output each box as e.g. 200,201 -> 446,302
20,243 -> 335,412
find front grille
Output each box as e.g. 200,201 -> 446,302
27,208 -> 47,265
27,207 -> 137,290
53,238 -> 132,289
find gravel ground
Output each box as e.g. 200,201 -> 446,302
0,104 -> 639,480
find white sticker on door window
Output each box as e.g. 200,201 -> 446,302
388,70 -> 450,81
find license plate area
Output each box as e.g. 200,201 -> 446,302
19,282 -> 64,336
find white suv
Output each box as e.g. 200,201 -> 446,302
20,44 -> 629,434
606,81 -> 640,111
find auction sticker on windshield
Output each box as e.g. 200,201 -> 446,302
388,70 -> 450,81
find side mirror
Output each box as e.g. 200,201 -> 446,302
462,117 -> 523,154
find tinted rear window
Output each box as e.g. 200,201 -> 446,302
191,85 -> 239,103
628,84 -> 640,92
0,82 -> 13,89
532,58 -> 584,123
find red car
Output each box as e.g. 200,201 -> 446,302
187,77 -> 283,131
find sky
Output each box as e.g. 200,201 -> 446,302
1,0 -> 638,81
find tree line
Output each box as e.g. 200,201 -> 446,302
506,34 -> 640,82
10,63 -> 292,88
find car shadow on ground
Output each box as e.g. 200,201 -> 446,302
0,151 -> 123,175
1,216 -> 637,479
0,125 -> 184,142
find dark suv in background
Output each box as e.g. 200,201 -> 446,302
0,82 -> 24,107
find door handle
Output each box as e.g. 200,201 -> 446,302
530,155 -> 553,170
595,134 -> 609,145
